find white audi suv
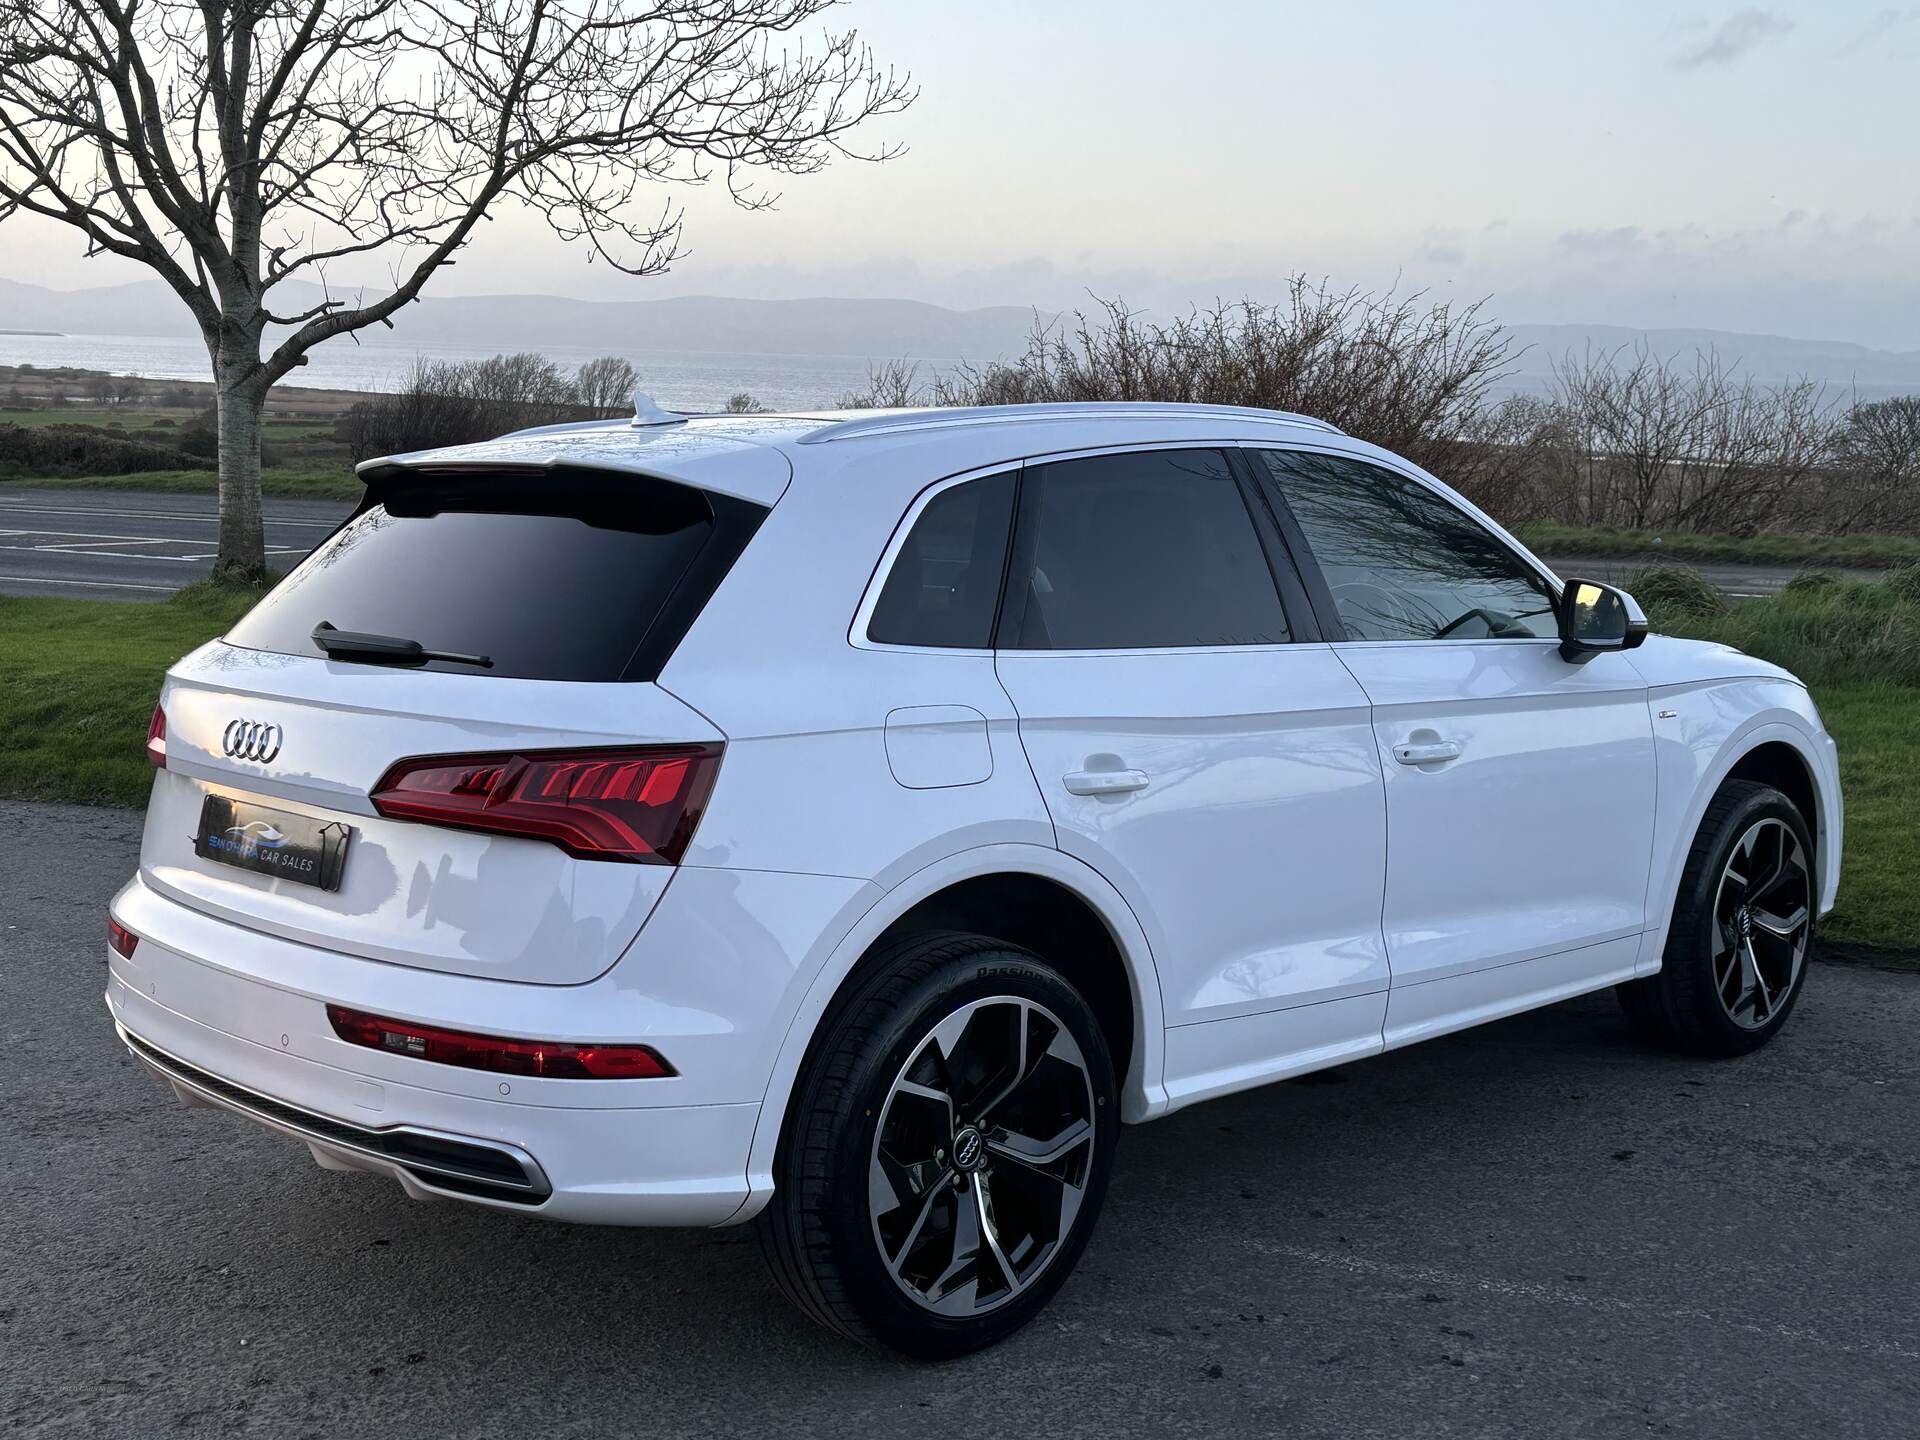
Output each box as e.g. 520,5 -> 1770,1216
108,401 -> 1842,1358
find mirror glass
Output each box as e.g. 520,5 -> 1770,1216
1567,581 -> 1629,644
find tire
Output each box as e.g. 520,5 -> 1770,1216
754,930 -> 1119,1359
1618,780 -> 1817,1057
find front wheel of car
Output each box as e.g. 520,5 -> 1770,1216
1618,779 -> 1816,1057
754,931 -> 1119,1359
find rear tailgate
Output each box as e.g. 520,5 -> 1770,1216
137,461 -> 769,986
144,652 -> 722,985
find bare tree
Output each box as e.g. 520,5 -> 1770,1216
0,2 -> 912,577
574,355 -> 639,418
925,284 -> 1516,477
1829,396 -> 1920,533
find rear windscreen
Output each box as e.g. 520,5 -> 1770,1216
224,470 -> 762,682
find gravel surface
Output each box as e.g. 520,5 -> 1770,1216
4,799 -> 1917,1438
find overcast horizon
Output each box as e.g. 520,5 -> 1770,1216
4,1 -> 1916,350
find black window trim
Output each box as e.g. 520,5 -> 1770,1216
853,463 -> 1025,654
992,440 -> 1316,654
1244,440 -> 1566,647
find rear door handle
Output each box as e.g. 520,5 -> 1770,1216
1393,740 -> 1462,766
1063,768 -> 1150,796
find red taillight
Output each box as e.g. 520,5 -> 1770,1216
326,1005 -> 674,1079
108,916 -> 138,958
146,704 -> 167,769
369,744 -> 722,864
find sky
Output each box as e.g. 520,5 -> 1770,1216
5,1 -> 1919,348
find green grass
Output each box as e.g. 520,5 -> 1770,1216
1515,521 -> 1920,570
2,408 -> 340,441
0,578 -> 269,806
1800,685 -> 1920,949
0,466 -> 362,501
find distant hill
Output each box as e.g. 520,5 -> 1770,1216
0,277 -> 1049,364
3,277 -> 1916,399
1502,324 -> 1920,402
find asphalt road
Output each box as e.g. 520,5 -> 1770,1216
3,800 -> 1917,1437
0,488 -> 349,601
0,487 -> 1879,603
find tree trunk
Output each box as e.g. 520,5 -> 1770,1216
213,373 -> 268,582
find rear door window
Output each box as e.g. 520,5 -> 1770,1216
223,470 -> 762,681
868,471 -> 1017,648
1004,448 -> 1291,650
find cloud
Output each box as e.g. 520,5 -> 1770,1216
1557,226 -> 1647,256
1836,7 -> 1920,58
1668,9 -> 1794,71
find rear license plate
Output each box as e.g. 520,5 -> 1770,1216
194,795 -> 352,891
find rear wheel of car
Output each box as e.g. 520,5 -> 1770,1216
1618,780 -> 1815,1057
754,931 -> 1119,1359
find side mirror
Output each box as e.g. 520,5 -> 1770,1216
1559,578 -> 1649,663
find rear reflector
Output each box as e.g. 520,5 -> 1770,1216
326,1005 -> 674,1080
108,916 -> 138,958
146,705 -> 167,769
369,743 -> 722,864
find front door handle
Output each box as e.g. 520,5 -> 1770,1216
1063,768 -> 1150,796
1393,740 -> 1462,766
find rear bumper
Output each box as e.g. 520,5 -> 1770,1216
101,871 -> 850,1227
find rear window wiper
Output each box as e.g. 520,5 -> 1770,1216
311,621 -> 493,670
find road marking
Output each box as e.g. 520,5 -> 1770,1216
0,501 -> 339,529
32,538 -> 176,552
1247,1241 -> 1920,1362
0,573 -> 176,592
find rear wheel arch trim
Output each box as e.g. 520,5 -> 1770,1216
735,843 -> 1169,1223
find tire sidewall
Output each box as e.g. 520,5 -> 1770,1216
803,943 -> 1120,1358
1670,788 -> 1817,1051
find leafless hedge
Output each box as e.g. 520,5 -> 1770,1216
339,354 -> 637,460
842,291 -> 1917,536
844,283 -> 1515,479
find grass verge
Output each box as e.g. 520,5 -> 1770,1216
1515,521 -> 1920,571
0,466 -> 362,501
0,578 -> 267,807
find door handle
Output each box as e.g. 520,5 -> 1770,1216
1393,740 -> 1462,766
1063,768 -> 1150,796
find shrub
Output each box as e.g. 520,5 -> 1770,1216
0,423 -> 211,477
1780,571 -> 1839,597
1629,564 -> 1730,621
339,353 -> 617,460
1887,560 -> 1920,606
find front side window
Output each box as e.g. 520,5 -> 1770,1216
1007,448 -> 1291,650
1255,449 -> 1557,642
868,471 -> 1016,648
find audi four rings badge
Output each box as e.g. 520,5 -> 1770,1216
222,719 -> 283,763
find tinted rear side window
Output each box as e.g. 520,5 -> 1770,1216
1007,448 -> 1290,650
224,470 -> 762,681
868,471 -> 1016,648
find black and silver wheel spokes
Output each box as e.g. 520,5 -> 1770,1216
1711,817 -> 1811,1030
870,997 -> 1096,1316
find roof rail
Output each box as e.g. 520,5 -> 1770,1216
794,401 -> 1343,444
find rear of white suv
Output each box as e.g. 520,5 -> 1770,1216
109,437 -> 824,1225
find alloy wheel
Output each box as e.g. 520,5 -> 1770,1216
1710,817 -> 1811,1030
869,996 -> 1097,1316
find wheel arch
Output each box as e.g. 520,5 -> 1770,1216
1643,706 -> 1838,970
736,844 -> 1169,1223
